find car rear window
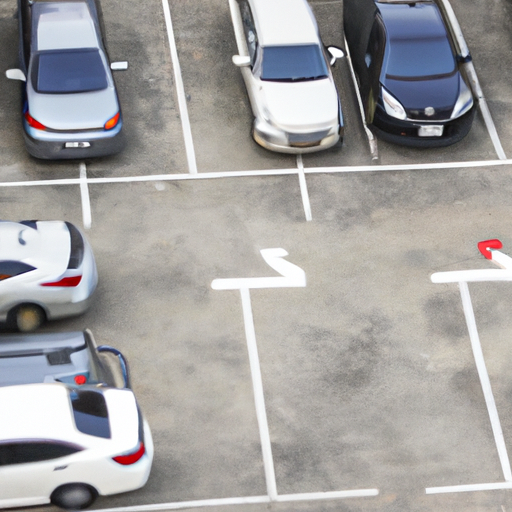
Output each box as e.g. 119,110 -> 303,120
260,44 -> 328,82
65,222 -> 85,269
0,260 -> 35,281
70,389 -> 111,439
34,48 -> 108,94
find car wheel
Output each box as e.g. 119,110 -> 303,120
51,483 -> 97,510
9,304 -> 45,332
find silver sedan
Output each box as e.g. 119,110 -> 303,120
0,220 -> 98,331
6,0 -> 127,159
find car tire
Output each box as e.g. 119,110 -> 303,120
9,304 -> 45,332
51,483 -> 97,510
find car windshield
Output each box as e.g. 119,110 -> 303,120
260,44 -> 328,82
385,37 -> 456,79
34,48 -> 108,94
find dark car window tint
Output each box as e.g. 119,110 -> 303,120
34,48 -> 108,94
0,441 -> 82,466
70,389 -> 111,439
261,45 -> 328,81
385,37 -> 455,79
240,0 -> 258,63
0,261 -> 35,281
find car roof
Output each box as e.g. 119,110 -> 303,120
0,383 -> 76,440
248,0 -> 320,47
377,1 -> 448,41
0,384 -> 139,448
0,220 -> 70,270
33,1 -> 99,52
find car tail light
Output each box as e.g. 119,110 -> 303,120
40,275 -> 82,287
24,111 -> 47,130
104,112 -> 120,130
112,442 -> 145,465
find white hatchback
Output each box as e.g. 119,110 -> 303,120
0,383 -> 153,510
228,0 -> 345,153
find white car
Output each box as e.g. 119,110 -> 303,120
0,383 -> 153,510
0,220 -> 98,332
228,0 -> 345,153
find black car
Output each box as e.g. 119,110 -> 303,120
344,0 -> 475,147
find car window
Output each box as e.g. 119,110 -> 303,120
0,441 -> 82,466
32,48 -> 108,94
0,261 -> 36,281
259,45 -> 328,82
239,0 -> 258,64
384,37 -> 456,79
70,389 -> 111,439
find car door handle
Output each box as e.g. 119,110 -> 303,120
53,465 -> 68,471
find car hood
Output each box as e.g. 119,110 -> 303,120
259,78 -> 338,130
28,86 -> 119,131
382,72 -> 460,118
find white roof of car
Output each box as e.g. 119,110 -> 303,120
249,0 -> 320,46
0,383 -> 138,448
36,2 -> 99,51
0,221 -> 70,271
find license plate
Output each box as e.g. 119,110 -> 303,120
65,142 -> 91,148
418,125 -> 443,137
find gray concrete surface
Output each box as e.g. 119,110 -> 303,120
2,0 -> 512,511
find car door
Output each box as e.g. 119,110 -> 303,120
237,0 -> 261,116
0,440 -> 84,507
364,15 -> 386,123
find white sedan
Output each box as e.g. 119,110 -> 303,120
228,0 -> 344,153
0,383 -> 153,510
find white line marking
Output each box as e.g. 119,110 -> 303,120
2,157 -> 512,189
79,162 -> 92,229
161,0 -> 198,174
458,281 -> 512,481
426,481 -> 512,494
212,248 -> 306,290
296,155 -> 312,221
240,287 -> 278,500
92,487 -> 379,512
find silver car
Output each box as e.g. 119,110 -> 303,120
6,0 -> 127,159
228,0 -> 345,153
0,220 -> 98,331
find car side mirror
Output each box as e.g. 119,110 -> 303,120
110,61 -> 128,71
6,69 -> 26,81
327,46 -> 345,66
232,55 -> 251,67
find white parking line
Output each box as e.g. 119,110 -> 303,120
296,155 -> 312,221
161,0 -> 198,174
1,158 -> 512,190
92,487 -> 380,512
79,162 -> 92,229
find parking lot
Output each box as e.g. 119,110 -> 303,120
3,0 -> 512,511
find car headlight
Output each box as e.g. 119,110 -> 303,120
381,86 -> 407,120
451,77 -> 474,119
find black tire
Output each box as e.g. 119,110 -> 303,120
51,483 -> 97,510
8,304 -> 45,332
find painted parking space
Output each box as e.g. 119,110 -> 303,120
2,0 -> 512,511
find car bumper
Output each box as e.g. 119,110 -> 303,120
370,107 -> 476,148
253,121 -> 342,154
371,106 -> 476,148
23,125 -> 125,160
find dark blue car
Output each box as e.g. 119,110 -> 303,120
344,0 -> 475,147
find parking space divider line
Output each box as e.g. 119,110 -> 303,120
79,162 -> 92,229
458,281 -> 512,481
1,158 -> 512,191
296,155 -> 312,221
239,287 -> 278,500
426,481 -> 512,495
161,0 -> 198,174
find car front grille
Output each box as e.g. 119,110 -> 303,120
288,129 -> 330,147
